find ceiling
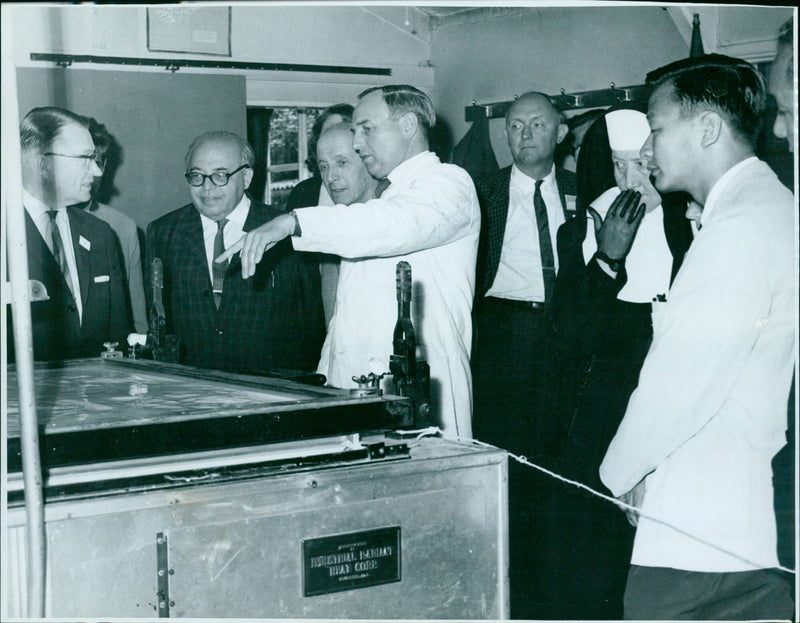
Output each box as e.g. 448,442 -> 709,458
417,5 -> 530,28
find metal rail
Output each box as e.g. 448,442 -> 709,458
30,52 -> 392,76
3,12 -> 47,618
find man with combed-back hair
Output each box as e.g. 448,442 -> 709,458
217,85 -> 480,439
8,106 -> 131,362
599,54 -> 795,620
146,130 -> 324,374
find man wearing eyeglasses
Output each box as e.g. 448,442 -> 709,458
8,106 -> 131,362
145,131 -> 324,375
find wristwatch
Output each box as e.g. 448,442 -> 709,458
594,250 -> 625,273
290,210 -> 302,236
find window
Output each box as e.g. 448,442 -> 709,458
247,106 -> 322,211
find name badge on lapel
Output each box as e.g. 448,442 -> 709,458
565,195 -> 577,218
94,275 -> 110,283
79,236 -> 91,251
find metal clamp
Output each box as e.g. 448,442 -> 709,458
156,532 -> 174,617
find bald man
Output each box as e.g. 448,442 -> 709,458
471,91 -> 576,619
768,16 -> 795,576
769,18 -> 794,154
146,131 -> 324,375
286,104 -> 356,327
311,122 -> 378,346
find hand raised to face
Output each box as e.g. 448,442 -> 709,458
587,189 -> 645,261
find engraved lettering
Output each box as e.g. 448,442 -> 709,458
328,563 -> 351,576
354,559 -> 379,572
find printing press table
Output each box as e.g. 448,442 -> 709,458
4,358 -> 509,619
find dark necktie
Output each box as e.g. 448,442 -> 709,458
534,180 -> 555,304
47,210 -> 76,300
212,218 -> 228,309
374,178 -> 391,198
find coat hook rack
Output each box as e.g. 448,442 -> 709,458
465,82 -> 651,121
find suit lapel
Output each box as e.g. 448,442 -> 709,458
181,208 -> 214,286
487,166 -> 512,285
68,208 -> 92,313
555,167 -> 578,220
23,210 -> 51,280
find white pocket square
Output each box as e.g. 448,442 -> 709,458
94,275 -> 110,283
79,236 -> 91,251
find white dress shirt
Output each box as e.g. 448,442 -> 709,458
23,190 -> 83,321
293,151 -> 481,438
486,164 -> 566,302
199,194 -> 250,285
600,157 -> 796,572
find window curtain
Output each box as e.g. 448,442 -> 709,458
246,108 -> 273,203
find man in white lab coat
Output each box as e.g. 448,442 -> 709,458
220,85 -> 480,439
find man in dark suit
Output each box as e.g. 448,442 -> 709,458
146,131 -> 325,375
285,103 -> 354,327
471,91 -> 576,619
8,107 -> 131,362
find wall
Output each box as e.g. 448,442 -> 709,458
430,5 -> 690,167
9,4 -> 435,106
16,68 -> 247,231
6,3 -> 436,229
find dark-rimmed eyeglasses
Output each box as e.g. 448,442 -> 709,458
185,164 -> 249,187
44,150 -> 105,171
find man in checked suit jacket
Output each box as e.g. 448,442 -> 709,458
471,92 -> 576,619
146,131 -> 324,375
7,107 -> 131,363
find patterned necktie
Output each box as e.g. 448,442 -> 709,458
212,218 -> 228,310
47,210 -> 76,300
533,180 -> 555,304
374,178 -> 391,198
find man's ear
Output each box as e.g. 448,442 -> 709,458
556,123 -> 569,145
243,165 -> 254,190
399,112 -> 418,140
698,110 -> 723,148
33,153 -> 50,178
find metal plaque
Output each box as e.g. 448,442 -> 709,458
302,526 -> 401,597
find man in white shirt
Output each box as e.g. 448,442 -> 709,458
599,54 -> 795,620
219,85 -> 480,439
146,131 -> 324,375
470,91 -> 576,619
8,107 -> 131,362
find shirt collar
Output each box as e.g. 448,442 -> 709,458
387,150 -> 437,187
198,193 -> 250,230
23,189 -> 57,220
700,156 -> 758,227
511,163 -> 556,193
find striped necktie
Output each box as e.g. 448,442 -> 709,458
212,218 -> 228,309
47,210 -> 76,300
533,180 -> 555,304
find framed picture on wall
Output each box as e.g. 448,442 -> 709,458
147,6 -> 231,56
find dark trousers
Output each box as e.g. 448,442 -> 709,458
624,565 -> 795,620
471,296 -> 558,619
